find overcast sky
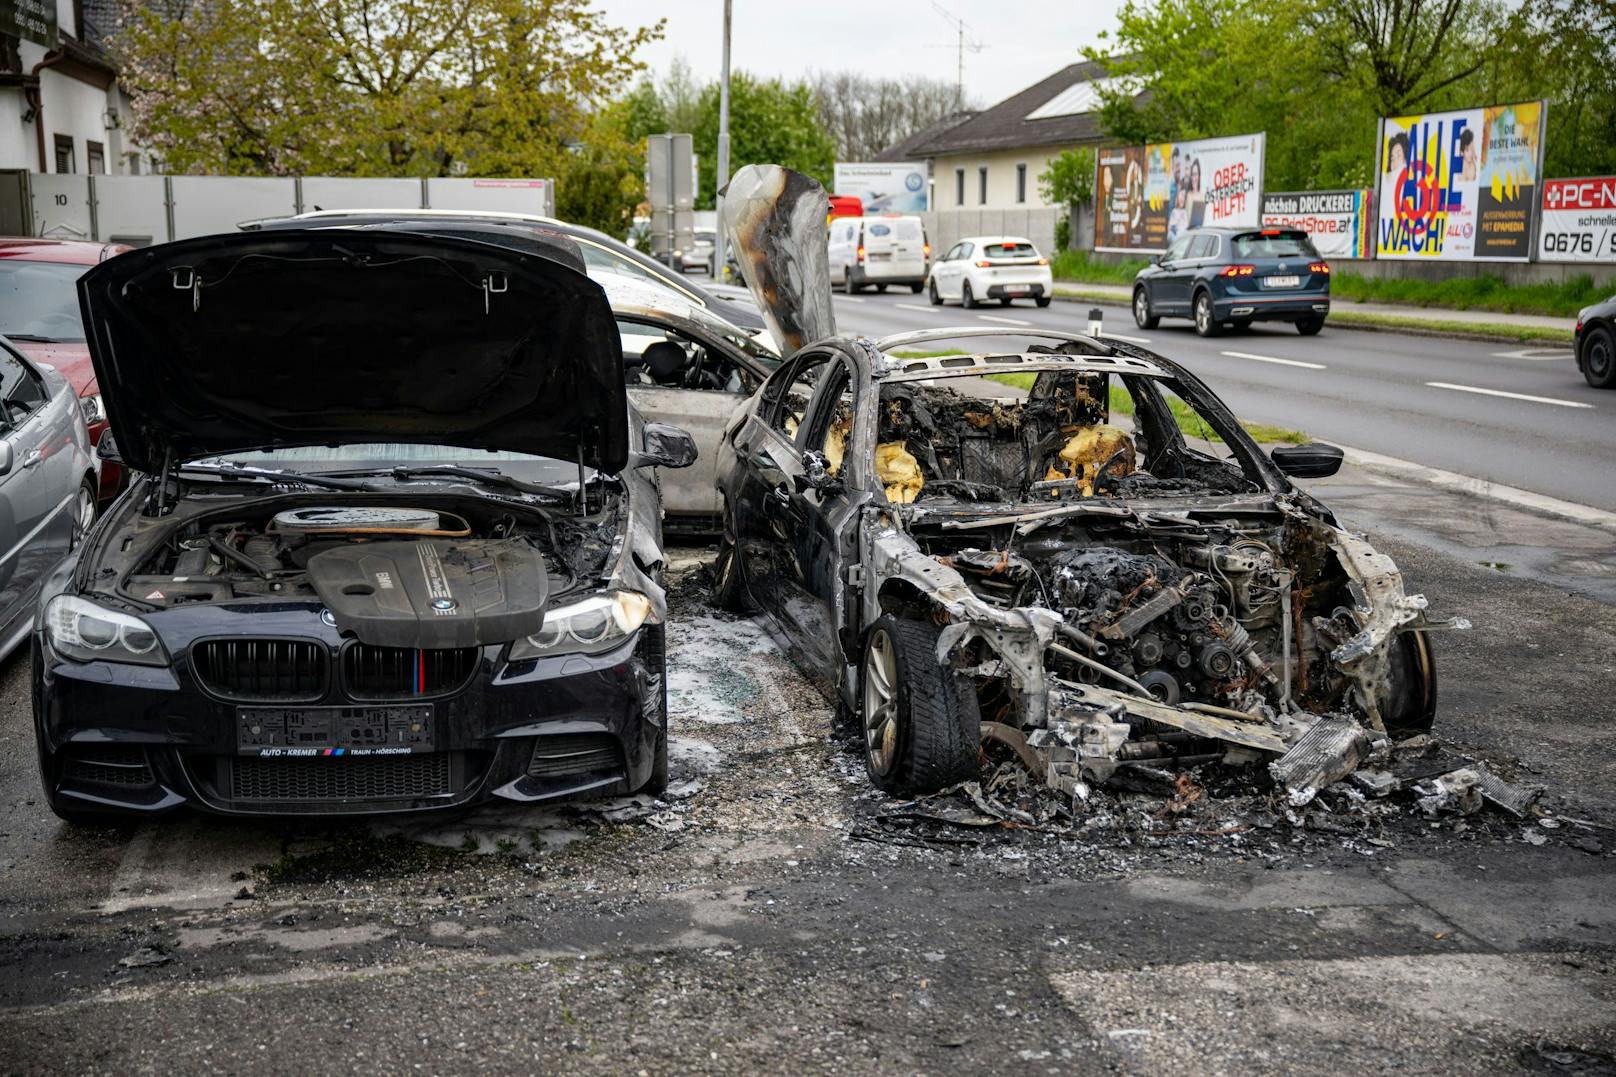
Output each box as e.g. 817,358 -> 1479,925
594,1 -> 1127,107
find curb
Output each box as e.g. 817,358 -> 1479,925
1048,288 -> 1574,347
1335,445 -> 1616,530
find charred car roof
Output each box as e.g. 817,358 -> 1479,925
77,225 -> 628,475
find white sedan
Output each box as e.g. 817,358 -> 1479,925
926,235 -> 1054,308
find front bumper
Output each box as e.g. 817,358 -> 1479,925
34,616 -> 665,817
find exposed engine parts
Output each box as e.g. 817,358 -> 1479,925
120,498 -> 614,614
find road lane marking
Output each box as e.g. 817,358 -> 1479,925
832,295 -> 866,304
1336,445 -> 1616,528
1219,350 -> 1327,370
896,303 -> 936,313
1490,348 -> 1574,361
1425,381 -> 1592,408
977,314 -> 1033,326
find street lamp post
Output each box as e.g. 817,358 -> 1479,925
713,0 -> 732,281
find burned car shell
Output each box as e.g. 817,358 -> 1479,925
33,226 -> 690,820
714,327 -> 1445,798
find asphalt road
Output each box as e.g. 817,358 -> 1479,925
719,283 -> 1612,512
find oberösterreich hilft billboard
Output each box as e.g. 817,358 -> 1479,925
1376,100 -> 1545,262
1095,132 -> 1265,253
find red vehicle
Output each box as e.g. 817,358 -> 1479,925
827,194 -> 864,222
0,238 -> 128,498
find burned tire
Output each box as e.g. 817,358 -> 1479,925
1382,630 -> 1438,735
1583,325 -> 1616,388
1193,290 -> 1222,337
643,722 -> 670,796
860,615 -> 981,794
961,281 -> 979,309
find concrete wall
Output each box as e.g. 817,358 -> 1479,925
919,207 -> 1062,259
1080,246 -> 1615,285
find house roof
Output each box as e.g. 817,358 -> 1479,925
887,59 -> 1140,158
872,110 -> 977,162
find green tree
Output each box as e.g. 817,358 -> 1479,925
691,73 -> 835,209
113,0 -> 663,178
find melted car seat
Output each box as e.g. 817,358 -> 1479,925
642,340 -> 688,387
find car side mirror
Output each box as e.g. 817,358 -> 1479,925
96,431 -> 122,464
794,449 -> 842,495
1271,441 -> 1343,479
1148,254 -> 1161,265
636,422 -> 698,470
0,441 -> 11,476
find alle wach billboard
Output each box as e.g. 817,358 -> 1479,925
1095,132 -> 1265,253
1538,177 -> 1616,264
1376,101 -> 1545,262
1261,190 -> 1373,259
833,162 -> 929,214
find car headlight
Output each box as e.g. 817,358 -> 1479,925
45,595 -> 167,666
80,392 -> 104,425
508,591 -> 654,660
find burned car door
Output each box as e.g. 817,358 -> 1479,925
768,356 -> 859,680
731,351 -> 832,626
621,316 -> 764,523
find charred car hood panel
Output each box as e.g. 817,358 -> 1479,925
77,227 -> 628,473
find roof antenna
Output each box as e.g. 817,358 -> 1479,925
925,2 -> 988,110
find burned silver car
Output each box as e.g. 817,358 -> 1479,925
711,165 -> 1453,802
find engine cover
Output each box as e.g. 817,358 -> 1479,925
306,538 -> 549,648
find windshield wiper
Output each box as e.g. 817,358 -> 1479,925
2,333 -> 79,343
322,464 -> 576,500
179,463 -> 378,490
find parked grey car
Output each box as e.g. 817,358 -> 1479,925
605,277 -> 779,529
0,335 -> 97,658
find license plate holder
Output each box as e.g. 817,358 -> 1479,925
1264,275 -> 1301,288
237,704 -> 435,756
1005,286 -> 1030,295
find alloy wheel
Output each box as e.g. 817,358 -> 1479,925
1590,336 -> 1614,381
862,629 -> 900,776
1135,290 -> 1149,324
1196,294 -> 1211,333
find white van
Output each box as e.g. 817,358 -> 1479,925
828,215 -> 929,293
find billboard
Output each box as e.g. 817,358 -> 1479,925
1538,177 -> 1616,264
1376,100 -> 1544,261
1095,132 -> 1265,252
833,162 -> 929,214
1261,190 -> 1373,259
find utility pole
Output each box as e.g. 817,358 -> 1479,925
926,2 -> 985,111
713,0 -> 733,281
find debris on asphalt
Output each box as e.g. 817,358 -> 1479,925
117,945 -> 172,969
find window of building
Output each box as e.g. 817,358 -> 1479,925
86,141 -> 105,175
1015,163 -> 1027,204
978,166 -> 988,205
954,168 -> 965,206
53,135 -> 74,174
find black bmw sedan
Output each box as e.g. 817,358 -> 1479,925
32,224 -> 696,822
1132,227 -> 1331,337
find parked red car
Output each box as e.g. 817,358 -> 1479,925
0,238 -> 129,498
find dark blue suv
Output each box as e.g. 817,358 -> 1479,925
1133,227 -> 1331,337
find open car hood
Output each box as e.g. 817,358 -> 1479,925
719,164 -> 836,355
77,226 -> 628,474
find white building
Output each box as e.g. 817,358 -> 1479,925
0,0 -> 149,177
875,59 -> 1143,253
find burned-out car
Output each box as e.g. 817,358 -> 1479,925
712,165 -> 1453,802
33,224 -> 696,821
